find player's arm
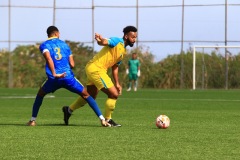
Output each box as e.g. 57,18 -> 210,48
137,67 -> 141,76
126,60 -> 130,74
126,67 -> 129,74
69,55 -> 75,69
95,33 -> 108,46
137,60 -> 141,76
138,60 -> 141,70
112,64 -> 122,94
43,51 -> 66,78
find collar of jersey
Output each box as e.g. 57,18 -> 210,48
48,36 -> 58,40
122,38 -> 126,48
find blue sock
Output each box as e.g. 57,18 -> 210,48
85,96 -> 102,117
32,95 -> 44,118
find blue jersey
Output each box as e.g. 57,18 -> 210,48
39,37 -> 74,79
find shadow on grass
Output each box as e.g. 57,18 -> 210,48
0,123 -> 28,126
0,123 -> 104,127
39,123 -> 110,128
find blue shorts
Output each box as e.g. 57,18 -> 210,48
41,77 -> 84,94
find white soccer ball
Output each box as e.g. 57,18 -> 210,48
156,115 -> 170,129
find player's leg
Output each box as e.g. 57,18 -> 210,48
86,68 -> 121,127
127,74 -> 133,91
27,88 -> 46,126
79,88 -> 109,126
62,77 -> 109,126
62,85 -> 99,125
68,84 -> 99,112
67,96 -> 87,112
133,74 -> 138,91
62,66 -> 97,124
67,66 -> 99,113
101,87 -> 121,127
27,79 -> 56,126
86,85 -> 99,99
62,79 -> 87,125
134,80 -> 138,91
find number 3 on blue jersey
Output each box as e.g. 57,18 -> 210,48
54,47 -> 62,60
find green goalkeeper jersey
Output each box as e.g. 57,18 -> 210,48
128,59 -> 140,74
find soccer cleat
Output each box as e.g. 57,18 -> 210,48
108,119 -> 121,127
127,88 -> 131,91
62,106 -> 71,125
27,120 -> 36,126
134,87 -> 137,91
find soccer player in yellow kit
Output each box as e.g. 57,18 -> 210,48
62,26 -> 137,127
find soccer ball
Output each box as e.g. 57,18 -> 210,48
156,115 -> 170,129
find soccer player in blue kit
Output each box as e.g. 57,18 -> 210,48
27,26 -> 110,127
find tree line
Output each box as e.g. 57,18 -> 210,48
1,41 -> 240,89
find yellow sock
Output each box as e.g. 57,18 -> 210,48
105,98 -> 117,120
69,97 -> 87,111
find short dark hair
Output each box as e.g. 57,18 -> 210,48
47,26 -> 59,36
123,26 -> 137,35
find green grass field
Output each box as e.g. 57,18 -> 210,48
0,88 -> 240,160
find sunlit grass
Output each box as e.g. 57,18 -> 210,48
0,88 -> 240,159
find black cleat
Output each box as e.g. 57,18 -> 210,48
62,106 -> 71,125
108,119 -> 121,127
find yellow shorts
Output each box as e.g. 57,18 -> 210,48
85,63 -> 114,90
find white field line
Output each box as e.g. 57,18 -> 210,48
0,95 -> 55,99
0,96 -> 239,102
117,98 -> 240,102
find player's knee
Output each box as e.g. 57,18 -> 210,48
79,88 -> 91,99
109,92 -> 118,99
37,88 -> 47,97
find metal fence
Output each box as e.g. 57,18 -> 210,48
1,0 -> 240,88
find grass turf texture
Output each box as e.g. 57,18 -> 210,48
0,88 -> 240,160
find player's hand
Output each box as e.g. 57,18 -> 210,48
101,120 -> 111,127
126,69 -> 129,74
95,33 -> 102,42
137,70 -> 141,77
54,72 -> 66,78
115,84 -> 122,95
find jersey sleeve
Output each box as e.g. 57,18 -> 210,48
116,61 -> 122,65
107,37 -> 124,48
39,43 -> 47,54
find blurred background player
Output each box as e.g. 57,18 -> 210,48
62,26 -> 138,127
27,26 -> 109,127
126,53 -> 140,91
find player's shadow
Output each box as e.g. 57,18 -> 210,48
41,123 -> 105,128
41,123 -> 79,127
0,123 -> 105,127
0,123 -> 27,126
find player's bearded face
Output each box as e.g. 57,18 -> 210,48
127,38 -> 134,47
126,32 -> 137,47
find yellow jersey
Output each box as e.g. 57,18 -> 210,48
88,37 -> 126,70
